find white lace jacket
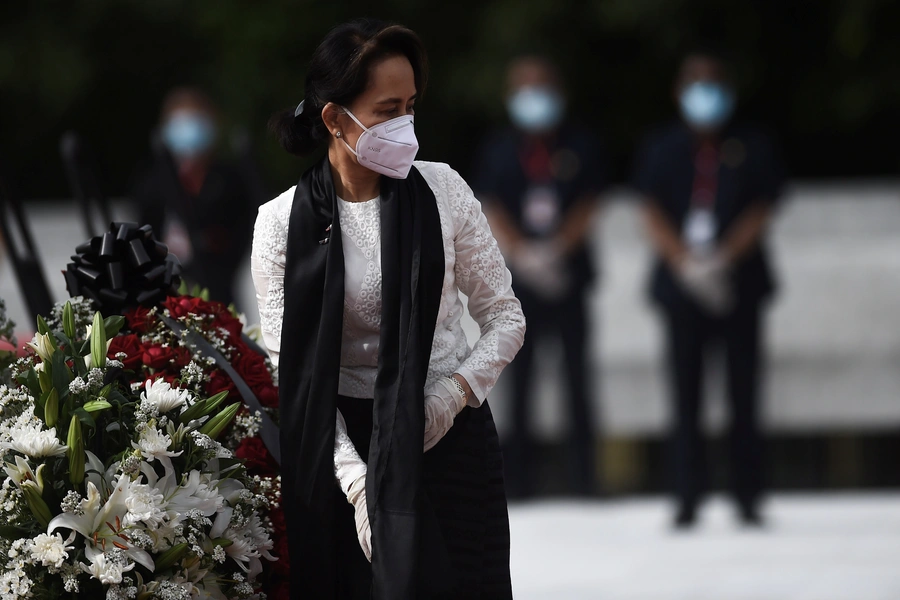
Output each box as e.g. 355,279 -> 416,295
250,160 -> 526,492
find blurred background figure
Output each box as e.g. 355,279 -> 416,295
633,49 -> 786,527
131,87 -> 255,307
473,56 -> 607,498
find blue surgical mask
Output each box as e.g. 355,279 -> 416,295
507,86 -> 564,133
679,81 -> 735,130
162,110 -> 216,158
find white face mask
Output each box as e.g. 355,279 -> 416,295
340,107 -> 419,179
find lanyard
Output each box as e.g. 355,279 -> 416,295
518,140 -> 554,184
690,141 -> 719,209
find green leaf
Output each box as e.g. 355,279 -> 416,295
44,388 -> 59,427
198,402 -> 240,439
103,315 -> 125,339
82,399 -> 112,413
50,351 -> 72,396
0,525 -> 31,538
90,312 -> 107,369
36,314 -> 50,336
20,368 -> 41,396
33,388 -> 46,421
22,485 -> 52,528
67,415 -> 84,484
38,369 -> 52,394
97,383 -> 113,398
179,391 -> 229,424
107,390 -> 129,405
190,283 -> 201,297
62,301 -> 76,339
72,407 -> 96,429
154,542 -> 189,571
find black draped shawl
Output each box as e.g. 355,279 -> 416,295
278,157 -> 446,599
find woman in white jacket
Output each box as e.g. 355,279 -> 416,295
250,18 -> 525,600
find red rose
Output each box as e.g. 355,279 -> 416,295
162,296 -> 205,319
206,369 -> 236,397
255,384 -> 279,408
232,348 -> 272,390
126,306 -> 154,334
108,334 -> 144,371
215,313 -> 244,341
142,344 -> 178,370
172,346 -> 192,368
268,506 -> 290,577
235,436 -> 277,475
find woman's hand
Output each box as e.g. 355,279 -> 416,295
346,474 -> 372,562
423,376 -> 468,452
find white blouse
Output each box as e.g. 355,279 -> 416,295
250,161 -> 526,491
335,195 -> 383,399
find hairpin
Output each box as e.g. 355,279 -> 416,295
294,99 -> 305,118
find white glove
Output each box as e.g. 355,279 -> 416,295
346,474 -> 372,562
677,253 -> 733,315
423,377 -> 467,452
511,241 -> 570,301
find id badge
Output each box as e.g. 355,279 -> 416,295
683,207 -> 717,249
522,186 -> 560,235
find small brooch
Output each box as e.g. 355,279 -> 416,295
319,224 -> 332,245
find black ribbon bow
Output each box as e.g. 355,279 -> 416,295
65,222 -> 182,314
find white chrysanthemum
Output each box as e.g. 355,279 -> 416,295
123,482 -> 166,529
29,532 -> 75,569
141,379 -> 192,415
131,425 -> 182,463
1,424 -> 67,458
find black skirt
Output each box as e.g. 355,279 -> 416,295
334,395 -> 513,599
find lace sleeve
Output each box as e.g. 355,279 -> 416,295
250,202 -> 289,369
443,166 -> 526,404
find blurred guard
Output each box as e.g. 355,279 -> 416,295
132,87 -> 255,307
474,56 -> 606,497
633,50 -> 786,526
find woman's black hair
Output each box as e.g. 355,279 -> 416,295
270,19 -> 428,157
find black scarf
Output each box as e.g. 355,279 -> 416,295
278,157 -> 444,599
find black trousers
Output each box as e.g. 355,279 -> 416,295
662,301 -> 765,512
506,287 -> 597,496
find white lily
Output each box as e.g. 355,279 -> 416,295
84,450 -> 114,495
26,332 -> 56,362
131,424 -> 183,467
81,543 -> 135,585
3,456 -> 45,493
217,510 -> 276,578
48,477 -> 155,572
138,462 -> 222,551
